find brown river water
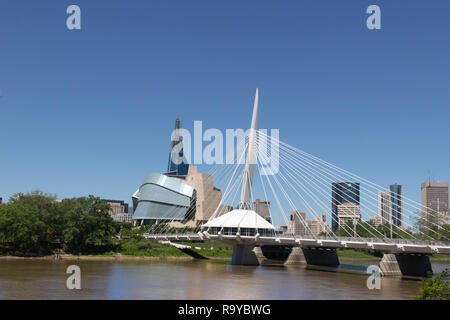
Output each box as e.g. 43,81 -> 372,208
0,258 -> 448,300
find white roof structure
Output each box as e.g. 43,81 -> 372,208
203,209 -> 275,230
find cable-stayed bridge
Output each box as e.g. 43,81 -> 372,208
143,89 -> 450,277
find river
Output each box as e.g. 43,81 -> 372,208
0,258 -> 448,299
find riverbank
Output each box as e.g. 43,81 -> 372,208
2,240 -> 450,262
0,254 -> 231,261
0,240 -> 234,261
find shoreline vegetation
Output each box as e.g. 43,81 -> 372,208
0,249 -> 450,263
0,192 -> 449,263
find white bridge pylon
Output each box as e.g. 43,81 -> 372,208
202,89 -> 276,265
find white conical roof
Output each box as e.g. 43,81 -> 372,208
203,209 -> 275,230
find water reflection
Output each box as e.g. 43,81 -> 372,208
0,259 -> 447,300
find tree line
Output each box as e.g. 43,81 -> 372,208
0,191 -> 122,256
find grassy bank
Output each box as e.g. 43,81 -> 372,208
429,255 -> 450,262
336,248 -> 450,262
0,239 -> 233,260
113,239 -> 233,259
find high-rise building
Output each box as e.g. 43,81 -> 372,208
377,190 -> 391,224
253,199 -> 271,222
390,184 -> 403,227
331,182 -> 360,232
0,197 -> 2,205
377,184 -> 403,227
167,118 -> 189,176
421,182 -> 449,227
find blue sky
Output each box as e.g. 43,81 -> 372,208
0,0 -> 449,209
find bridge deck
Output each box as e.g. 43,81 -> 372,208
143,233 -> 450,255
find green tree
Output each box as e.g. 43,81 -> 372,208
0,191 -> 57,255
58,195 -> 120,253
0,191 -> 122,256
417,269 -> 450,300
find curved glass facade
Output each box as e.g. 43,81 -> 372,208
132,173 -> 194,221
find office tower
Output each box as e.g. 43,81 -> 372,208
390,184 -> 403,227
377,190 -> 391,224
331,182 -> 360,232
167,118 -> 189,176
421,182 -> 449,226
377,184 -> 403,227
253,199 -> 271,222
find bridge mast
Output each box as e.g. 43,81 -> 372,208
238,88 -> 259,210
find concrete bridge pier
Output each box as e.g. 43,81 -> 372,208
232,244 -> 260,265
379,253 -> 433,277
285,247 -> 340,267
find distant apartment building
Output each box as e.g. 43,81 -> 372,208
0,197 -> 2,205
287,211 -> 307,235
102,199 -> 129,216
337,203 -> 361,227
307,214 -> 328,235
286,212 -> 328,235
438,211 -> 450,226
276,225 -> 288,235
253,199 -> 271,222
331,182 -> 360,232
369,216 -> 382,227
421,182 -> 449,226
112,212 -> 133,223
378,190 -> 391,224
377,184 -> 403,227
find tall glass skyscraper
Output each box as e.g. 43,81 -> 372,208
389,184 -> 403,227
167,118 -> 189,176
331,182 -> 360,232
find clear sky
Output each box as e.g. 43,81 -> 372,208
0,0 -> 449,208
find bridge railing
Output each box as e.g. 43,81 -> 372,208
273,234 -> 449,246
143,232 -> 449,247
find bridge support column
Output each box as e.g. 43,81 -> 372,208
232,244 -> 260,266
380,253 -> 432,277
284,247 -> 306,265
285,247 -> 340,267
